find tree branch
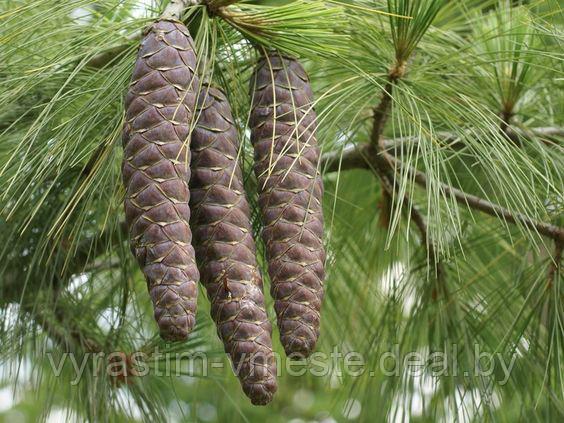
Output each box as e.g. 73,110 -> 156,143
371,81 -> 395,145
322,141 -> 564,243
322,126 -> 563,173
383,150 -> 564,243
368,72 -> 444,282
366,74 -> 446,286
161,0 -> 202,20
531,127 -> 564,138
547,241 -> 562,289
408,204 -> 444,284
365,68 -> 434,255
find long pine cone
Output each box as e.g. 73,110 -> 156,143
122,20 -> 200,341
250,53 -> 325,358
190,84 -> 277,405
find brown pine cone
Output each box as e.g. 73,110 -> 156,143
190,84 -> 277,405
250,53 -> 325,358
122,20 -> 200,341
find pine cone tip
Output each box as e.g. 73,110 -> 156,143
246,380 -> 277,406
157,314 -> 195,342
282,336 -> 317,360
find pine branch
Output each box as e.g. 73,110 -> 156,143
499,110 -> 513,139
371,81 -> 395,145
531,127 -> 564,138
323,62 -> 562,246
380,171 -> 446,287
322,126 -> 563,173
161,0 -> 202,20
393,159 -> 563,243
322,142 -> 564,242
368,71 -> 446,287
518,127 -> 564,148
368,62 -> 406,174
408,203 -> 444,284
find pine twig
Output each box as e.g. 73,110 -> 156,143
368,65 -> 405,175
322,126 -> 563,173
547,241 -> 562,289
371,80 -> 395,145
380,172 -> 446,286
321,142 -> 564,243
499,110 -> 513,139
367,67 -> 445,279
161,0 -> 202,20
408,204 -> 444,284
531,127 -> 564,138
322,68 -> 563,244
383,152 -> 564,243
367,70 -> 446,287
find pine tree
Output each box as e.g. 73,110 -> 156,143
0,0 -> 562,421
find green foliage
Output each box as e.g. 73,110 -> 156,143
0,0 -> 562,421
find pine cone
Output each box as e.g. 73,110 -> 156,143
190,84 -> 277,405
122,20 -> 200,341
250,53 -> 325,358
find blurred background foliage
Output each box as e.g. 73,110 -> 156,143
0,0 -> 562,421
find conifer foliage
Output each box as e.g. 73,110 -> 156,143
1,0 -> 563,420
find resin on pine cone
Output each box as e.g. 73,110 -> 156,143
122,20 -> 200,341
250,53 -> 325,358
190,84 -> 277,405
